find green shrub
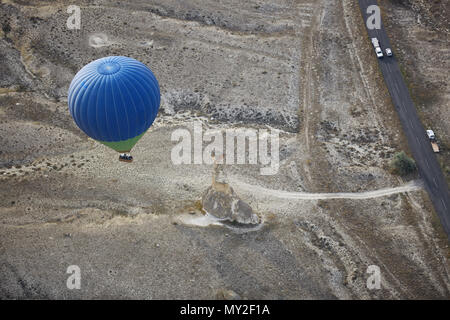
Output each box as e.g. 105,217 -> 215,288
390,151 -> 416,176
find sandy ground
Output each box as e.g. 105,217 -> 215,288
0,0 -> 449,299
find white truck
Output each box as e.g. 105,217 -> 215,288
371,37 -> 383,58
426,129 -> 440,153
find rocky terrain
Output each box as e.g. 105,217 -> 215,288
0,0 -> 448,299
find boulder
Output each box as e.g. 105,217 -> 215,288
202,185 -> 260,225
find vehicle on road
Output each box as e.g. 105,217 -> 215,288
427,129 -> 440,153
426,130 -> 436,140
385,48 -> 393,57
371,37 -> 383,58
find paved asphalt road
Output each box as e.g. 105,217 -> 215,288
358,0 -> 450,236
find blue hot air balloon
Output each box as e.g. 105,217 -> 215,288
68,56 -> 160,162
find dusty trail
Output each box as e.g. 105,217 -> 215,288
233,179 -> 422,200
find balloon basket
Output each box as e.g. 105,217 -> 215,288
119,155 -> 133,163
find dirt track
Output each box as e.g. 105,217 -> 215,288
233,179 -> 422,200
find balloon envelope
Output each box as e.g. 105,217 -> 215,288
68,56 -> 160,152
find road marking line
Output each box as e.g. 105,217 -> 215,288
425,158 -> 430,169
433,178 -> 438,188
442,199 -> 448,210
